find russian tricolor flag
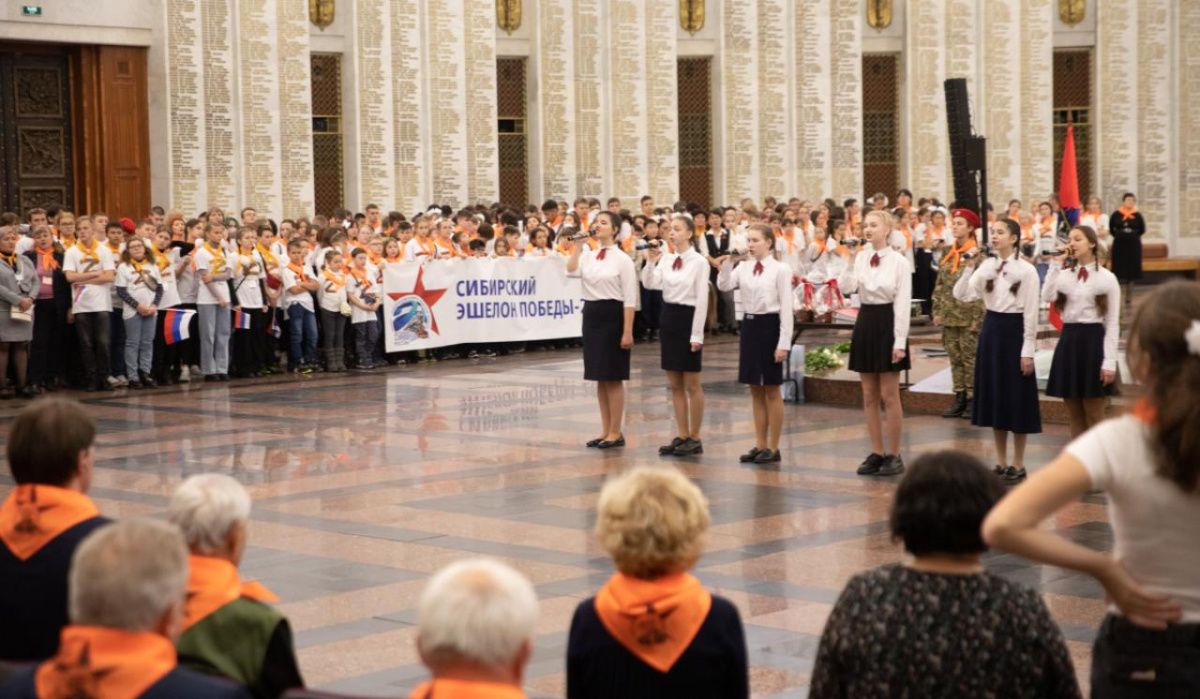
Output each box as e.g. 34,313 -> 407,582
162,309 -> 196,345
233,308 -> 252,331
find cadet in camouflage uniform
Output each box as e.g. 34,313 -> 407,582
933,208 -> 986,418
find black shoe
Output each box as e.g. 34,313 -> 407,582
218,374 -> 230,382
672,438 -> 703,456
597,435 -> 625,449
586,437 -> 605,448
876,454 -> 905,476
97,382 -> 114,392
941,391 -> 966,418
753,449 -> 781,464
84,385 -> 97,393
1002,466 -> 1027,483
17,386 -> 37,399
204,375 -> 217,382
739,447 -> 763,463
856,453 -> 885,475
960,397 -> 973,419
128,380 -> 142,390
141,374 -> 157,388
993,463 -> 1007,475
659,437 -> 686,455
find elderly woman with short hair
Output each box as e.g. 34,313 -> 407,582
166,474 -> 303,699
566,466 -> 748,699
808,450 -> 1081,698
410,558 -> 538,698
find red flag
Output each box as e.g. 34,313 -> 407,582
1058,124 -> 1081,215
1049,303 -> 1063,331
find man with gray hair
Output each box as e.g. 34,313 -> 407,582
167,474 -> 303,699
0,518 -> 248,698
409,559 -> 538,699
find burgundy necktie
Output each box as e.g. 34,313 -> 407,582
1077,267 -> 1089,282
672,256 -> 682,271
754,261 -> 764,276
997,261 -> 1007,276
596,248 -> 606,261
870,253 -> 880,268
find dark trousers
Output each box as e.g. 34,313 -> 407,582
29,298 -> 64,387
231,307 -> 269,375
1091,613 -> 1200,697
373,306 -> 386,362
286,305 -> 317,365
318,308 -> 346,353
152,308 -> 181,382
354,320 -> 380,365
74,311 -> 110,388
108,310 -> 126,377
641,287 -> 663,331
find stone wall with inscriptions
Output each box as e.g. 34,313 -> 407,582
608,0 -> 649,202
353,0 -> 396,207
983,0 -> 1022,205
463,0 -> 499,204
201,0 -> 237,208
238,0 -> 282,216
391,0 -> 426,215
1181,1 -> 1200,238
644,0 -> 679,205
277,0 -> 314,217
757,0 -> 789,199
720,0 -> 759,203
165,0 -> 206,214
573,0 -> 606,197
1135,0 -> 1171,237
1019,0 -> 1052,206
425,1 -> 468,205
794,0 -> 831,199
905,0 -> 946,200
1096,0 -> 1138,215
829,0 -> 862,199
536,0 -> 577,201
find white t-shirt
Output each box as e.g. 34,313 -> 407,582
114,262 -> 162,320
231,250 -> 265,309
316,270 -> 348,313
281,264 -> 314,312
1068,414 -> 1200,621
346,267 -> 379,324
154,249 -> 181,309
62,243 -> 115,313
193,244 -> 231,305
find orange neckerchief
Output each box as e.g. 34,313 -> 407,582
75,239 -> 100,263
104,242 -> 122,257
150,245 -> 172,272
434,239 -> 457,258
898,227 -> 913,250
321,269 -> 346,290
368,251 -> 382,267
1132,397 -> 1156,425
1,251 -> 18,271
621,237 -> 636,253
0,485 -> 99,561
594,572 -> 713,673
1119,206 -> 1138,222
286,262 -> 309,282
780,228 -> 797,254
34,246 -> 60,271
349,266 -> 373,290
182,555 -> 279,631
408,679 -> 527,699
944,237 -> 977,274
200,241 -> 226,273
1037,217 -> 1054,235
1021,224 -> 1035,242
36,626 -> 176,699
236,250 -> 261,275
256,243 -> 279,269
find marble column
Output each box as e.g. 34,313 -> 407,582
757,0 -> 789,199
573,0 -> 607,196
536,0 -> 577,200
794,0 -> 832,200
277,0 -> 314,218
829,0 -> 862,199
1135,0 -> 1172,237
644,0 -> 679,205
352,0 -> 396,207
608,0 -> 649,202
1019,0 -> 1053,206
201,0 -> 238,208
904,0 -> 946,200
424,0 -> 468,205
1096,0 -> 1138,214
238,0 -> 282,217
719,0 -> 759,203
463,0 -> 499,204
945,0 -> 980,195
164,0 -> 207,213
982,0 -> 1022,205
392,0 -> 427,215
1180,1 -> 1200,240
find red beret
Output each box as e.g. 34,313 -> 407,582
951,208 -> 980,228
118,217 -> 136,234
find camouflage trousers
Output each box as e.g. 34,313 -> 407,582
942,325 -> 979,396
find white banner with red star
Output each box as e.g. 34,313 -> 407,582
382,258 -> 586,351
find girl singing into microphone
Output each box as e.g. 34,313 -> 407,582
838,210 -> 912,477
568,211 -> 638,449
954,218 -> 1042,482
642,214 -> 709,456
717,224 -> 794,464
1042,225 -> 1121,437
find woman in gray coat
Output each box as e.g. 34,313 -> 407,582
0,226 -> 38,397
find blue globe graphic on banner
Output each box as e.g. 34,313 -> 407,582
392,297 -> 432,345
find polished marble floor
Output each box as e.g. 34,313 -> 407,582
0,338 -> 1109,697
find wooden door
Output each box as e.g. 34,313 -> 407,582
0,46 -> 75,216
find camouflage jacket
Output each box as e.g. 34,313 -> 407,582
932,260 -> 984,327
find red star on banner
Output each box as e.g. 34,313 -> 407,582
388,266 -> 448,334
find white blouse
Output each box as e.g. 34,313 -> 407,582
796,241 -> 848,282
954,252 -> 1040,358
717,256 -> 795,352
570,244 -> 638,308
837,245 -> 912,351
1041,262 -> 1121,371
641,248 -> 710,344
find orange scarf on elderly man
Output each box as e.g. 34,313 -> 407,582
182,555 -> 279,631
593,572 -> 712,673
36,626 -> 176,699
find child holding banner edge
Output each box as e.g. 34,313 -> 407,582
567,211 -> 638,450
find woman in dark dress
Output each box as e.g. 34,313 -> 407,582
567,466 -> 748,699
1109,192 -> 1146,306
810,450 -> 1081,699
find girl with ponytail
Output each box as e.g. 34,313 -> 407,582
984,279 -> 1200,696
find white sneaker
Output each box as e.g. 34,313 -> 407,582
179,366 -> 190,383
114,376 -> 128,387
106,375 -> 120,387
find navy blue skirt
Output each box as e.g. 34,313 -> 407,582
582,300 -> 630,381
1047,323 -> 1115,399
849,304 -> 911,373
739,313 -> 783,385
972,311 -> 1042,433
660,303 -> 702,373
